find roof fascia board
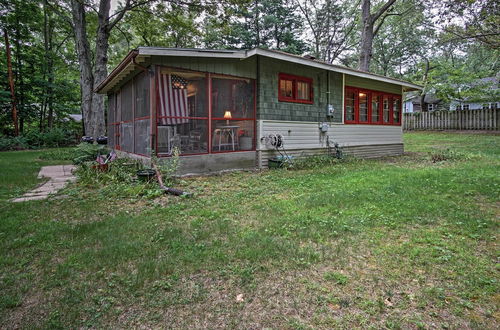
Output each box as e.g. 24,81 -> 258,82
138,47 -> 246,59
251,48 -> 422,90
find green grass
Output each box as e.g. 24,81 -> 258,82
0,132 -> 498,328
0,149 -> 72,200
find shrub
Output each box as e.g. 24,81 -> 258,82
154,147 -> 181,185
0,128 -> 77,151
75,158 -> 141,186
0,136 -> 28,151
72,143 -> 110,165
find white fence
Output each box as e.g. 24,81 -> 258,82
403,108 -> 499,130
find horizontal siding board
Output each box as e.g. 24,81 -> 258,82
260,144 -> 403,167
345,74 -> 401,95
258,120 -> 402,151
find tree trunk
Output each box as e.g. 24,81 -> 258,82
92,0 -> 112,138
44,0 -> 55,129
358,0 -> 397,72
71,0 -> 94,137
14,5 -> 24,134
4,28 -> 19,136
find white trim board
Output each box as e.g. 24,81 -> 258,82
136,47 -> 422,90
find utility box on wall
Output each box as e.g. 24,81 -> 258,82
326,104 -> 334,117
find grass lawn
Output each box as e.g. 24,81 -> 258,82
0,132 -> 498,329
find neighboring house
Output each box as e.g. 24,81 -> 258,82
95,47 -> 421,174
65,114 -> 83,122
403,92 -> 444,113
449,76 -> 499,111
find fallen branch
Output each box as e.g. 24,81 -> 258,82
151,160 -> 191,197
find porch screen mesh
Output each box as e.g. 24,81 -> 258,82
121,80 -> 133,122
134,119 -> 150,155
120,122 -> 133,152
135,72 -> 150,118
107,93 -> 115,147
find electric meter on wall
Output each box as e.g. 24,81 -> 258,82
326,104 -> 334,117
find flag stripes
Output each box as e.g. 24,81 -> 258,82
157,72 -> 189,125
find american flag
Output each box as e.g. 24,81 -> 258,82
157,73 -> 189,125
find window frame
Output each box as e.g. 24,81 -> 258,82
278,73 -> 313,104
344,86 -> 401,126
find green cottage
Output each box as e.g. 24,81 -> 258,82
95,47 -> 422,174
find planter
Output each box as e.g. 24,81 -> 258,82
81,136 -> 94,143
239,136 -> 252,150
96,136 -> 108,145
137,169 -> 156,181
92,163 -> 109,172
268,155 -> 294,169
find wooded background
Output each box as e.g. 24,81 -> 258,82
0,0 -> 498,138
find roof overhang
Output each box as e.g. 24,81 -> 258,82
96,47 -> 422,94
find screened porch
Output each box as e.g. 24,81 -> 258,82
107,66 -> 256,158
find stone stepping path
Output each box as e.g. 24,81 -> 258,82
12,165 -> 76,202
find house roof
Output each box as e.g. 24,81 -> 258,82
405,92 -> 441,104
95,47 -> 423,94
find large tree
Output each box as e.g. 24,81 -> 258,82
67,0 -> 141,138
224,0 -> 307,54
358,0 -> 398,71
296,0 -> 358,63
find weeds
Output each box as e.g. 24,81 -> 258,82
429,148 -> 478,163
288,153 -> 355,170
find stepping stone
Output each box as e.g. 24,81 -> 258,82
12,164 -> 77,203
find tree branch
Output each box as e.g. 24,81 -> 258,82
371,0 -> 397,23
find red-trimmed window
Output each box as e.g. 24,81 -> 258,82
371,93 -> 381,124
344,86 -> 401,126
278,73 -> 313,104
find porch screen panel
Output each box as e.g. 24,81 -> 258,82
120,122 -> 133,152
120,81 -> 134,151
134,119 -> 150,155
157,70 -> 208,155
211,76 -> 255,152
135,71 -> 150,118
108,93 -> 115,148
121,80 -> 133,122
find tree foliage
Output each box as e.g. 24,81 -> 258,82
0,0 -> 498,136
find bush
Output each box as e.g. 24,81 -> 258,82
72,143 -> 110,165
75,158 -> 141,185
154,147 -> 181,185
0,136 -> 28,151
0,128 -> 77,151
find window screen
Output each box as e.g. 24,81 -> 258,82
135,71 -> 150,118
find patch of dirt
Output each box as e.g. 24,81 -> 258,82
1,290 -> 49,329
